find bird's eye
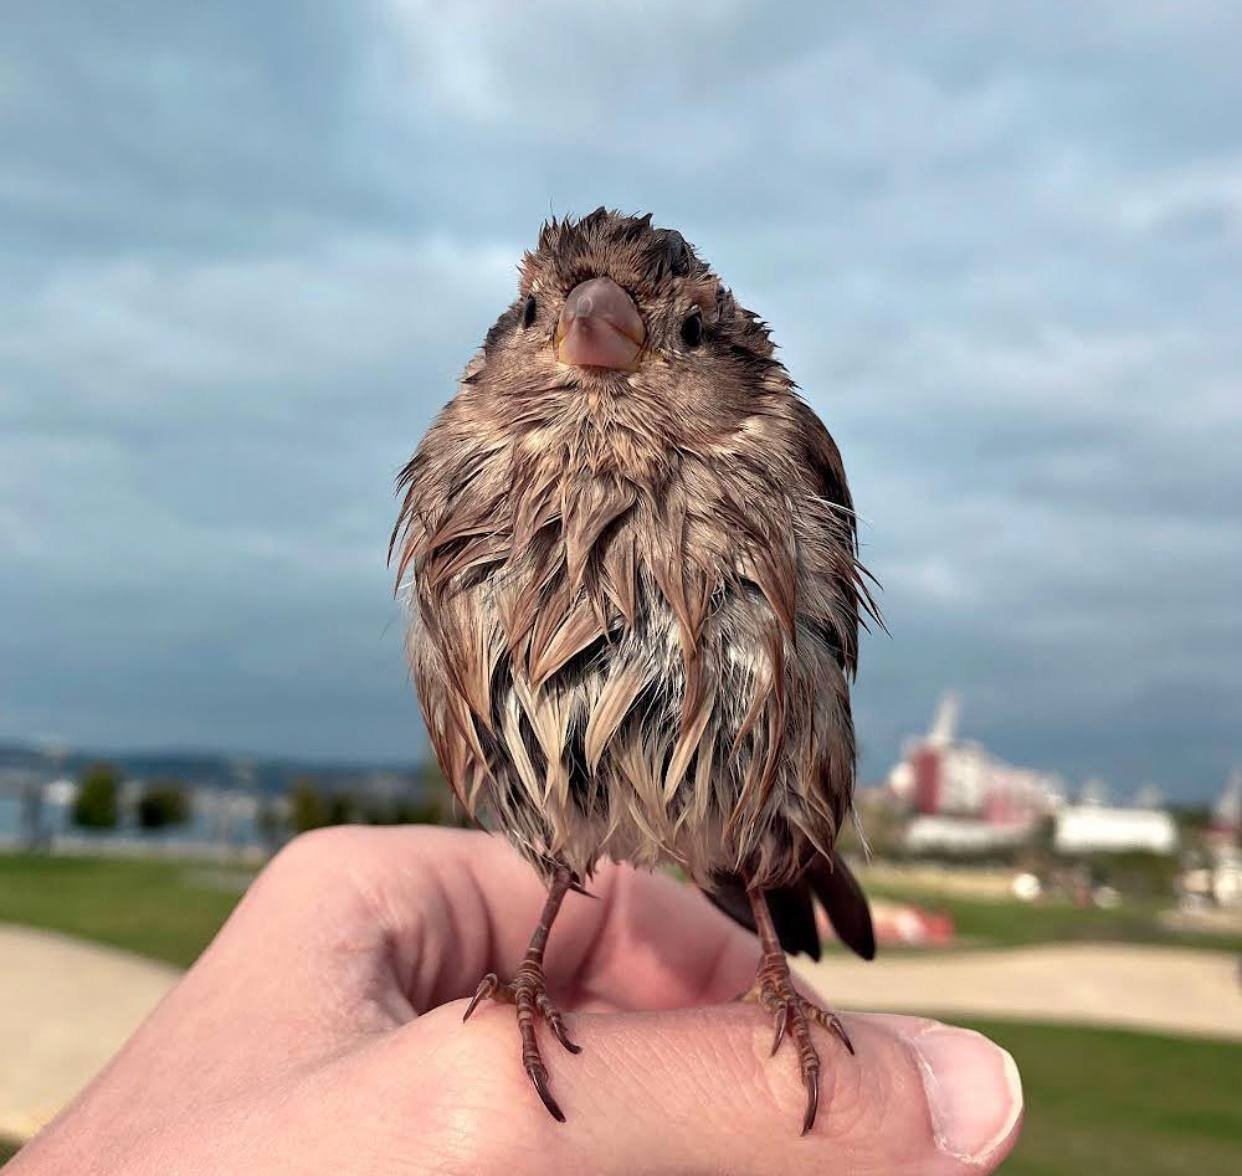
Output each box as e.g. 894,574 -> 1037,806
521,294 -> 538,329
680,308 -> 704,348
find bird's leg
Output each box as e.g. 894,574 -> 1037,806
738,884 -> 855,1135
462,866 -> 581,1122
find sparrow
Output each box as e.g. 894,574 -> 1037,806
391,208 -> 877,1133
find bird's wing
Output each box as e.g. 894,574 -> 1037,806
795,400 -> 880,674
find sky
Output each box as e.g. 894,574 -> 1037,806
2,1 -> 1239,801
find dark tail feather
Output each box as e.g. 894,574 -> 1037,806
702,878 -> 822,961
807,852 -> 876,961
703,851 -> 875,962
766,885 -> 822,960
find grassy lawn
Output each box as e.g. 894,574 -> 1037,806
0,853 -> 252,968
862,882 -> 1242,955
964,1019 -> 1242,1175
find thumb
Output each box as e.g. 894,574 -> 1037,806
399,1004 -> 1023,1175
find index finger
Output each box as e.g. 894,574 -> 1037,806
218,825 -> 760,1016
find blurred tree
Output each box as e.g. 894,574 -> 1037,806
392,797 -> 447,825
1087,852 -> 1180,900
289,779 -> 331,833
136,781 -> 191,829
1013,817 -> 1058,877
417,761 -> 466,827
325,792 -> 354,826
255,797 -> 285,848
356,791 -> 445,827
1169,804 -> 1211,836
72,763 -> 120,829
285,766 -> 465,836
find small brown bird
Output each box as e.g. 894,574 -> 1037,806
391,208 -> 876,1133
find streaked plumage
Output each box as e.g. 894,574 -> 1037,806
392,208 -> 877,1129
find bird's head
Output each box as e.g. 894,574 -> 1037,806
459,209 -> 786,460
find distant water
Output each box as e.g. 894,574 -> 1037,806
0,795 -> 23,837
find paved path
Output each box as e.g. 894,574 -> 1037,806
798,942 -> 1242,1042
1,926 -> 1238,1143
0,926 -> 179,1142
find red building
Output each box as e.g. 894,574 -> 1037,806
890,694 -> 1064,825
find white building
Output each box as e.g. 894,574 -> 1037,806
1054,805 -> 1179,855
1204,770 -> 1242,905
1208,770 -> 1240,843
904,815 -> 1035,856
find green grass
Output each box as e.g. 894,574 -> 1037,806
0,1138 -> 19,1166
962,1019 -> 1242,1175
0,854 -> 251,968
863,882 -> 1242,954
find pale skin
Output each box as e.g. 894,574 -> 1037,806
11,827 -> 1023,1175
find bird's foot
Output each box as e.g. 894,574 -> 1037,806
463,962 -> 581,1122
737,952 -> 855,1134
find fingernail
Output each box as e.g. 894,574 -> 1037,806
906,1024 -> 1023,1164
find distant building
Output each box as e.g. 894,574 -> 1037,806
1211,851 -> 1242,907
1054,805 -> 1178,855
904,814 -> 1035,856
1204,771 -> 1241,905
887,694 -> 1065,825
1207,769 -> 1240,845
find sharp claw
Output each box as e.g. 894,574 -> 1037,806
530,1068 -> 566,1123
536,993 -> 581,1054
831,1016 -> 856,1056
463,970 -> 578,1120
770,1004 -> 788,1056
554,1023 -> 582,1054
801,1070 -> 820,1136
463,974 -> 497,1022
547,1013 -> 582,1054
567,879 -> 597,899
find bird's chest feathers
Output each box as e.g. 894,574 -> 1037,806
510,392 -> 681,487
413,449 -> 839,884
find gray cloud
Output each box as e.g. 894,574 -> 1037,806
2,1 -> 1238,798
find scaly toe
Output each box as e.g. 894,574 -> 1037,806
461,967 -> 580,1122
743,956 -> 853,1135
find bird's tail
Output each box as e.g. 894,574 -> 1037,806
703,851 -> 876,962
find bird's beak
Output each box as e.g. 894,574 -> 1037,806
555,277 -> 645,371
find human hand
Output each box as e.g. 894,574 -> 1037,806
11,827 -> 1023,1174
